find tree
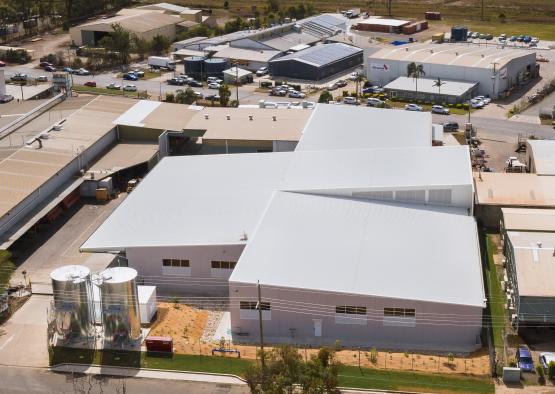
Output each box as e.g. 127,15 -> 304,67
132,35 -> 150,60
300,347 -> 341,393
223,0 -> 229,9
175,88 -> 197,104
433,77 -> 445,100
150,34 -> 171,56
99,23 -> 131,69
407,62 -> 425,94
499,12 -> 507,23
318,90 -> 333,103
219,84 -> 232,107
267,0 -> 279,13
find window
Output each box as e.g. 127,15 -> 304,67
211,260 -> 237,269
162,259 -> 190,267
240,301 -> 270,310
335,306 -> 367,315
383,308 -> 415,317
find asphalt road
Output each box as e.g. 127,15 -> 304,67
0,366 -> 248,394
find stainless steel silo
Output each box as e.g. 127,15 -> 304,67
98,267 -> 141,343
50,265 -> 92,338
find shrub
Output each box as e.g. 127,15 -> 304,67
537,365 -> 546,384
548,361 -> 555,379
369,347 -> 378,364
2,49 -> 32,64
456,104 -> 462,109
342,90 -> 348,97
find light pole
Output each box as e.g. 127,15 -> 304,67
491,61 -> 499,99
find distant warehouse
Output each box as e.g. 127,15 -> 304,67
367,43 -> 538,98
269,43 -> 363,81
385,77 -> 478,104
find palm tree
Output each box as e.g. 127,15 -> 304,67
433,77 -> 446,103
407,62 -> 425,94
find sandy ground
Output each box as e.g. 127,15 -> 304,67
148,302 -> 491,376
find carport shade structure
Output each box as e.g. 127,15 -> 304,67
268,43 -> 363,81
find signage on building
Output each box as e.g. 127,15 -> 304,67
371,63 -> 390,72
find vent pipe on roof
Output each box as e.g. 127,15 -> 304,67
249,115 -> 254,121
205,114 -> 209,120
227,114 -> 230,120
455,52 -> 458,56
537,242 -> 543,248
272,115 -> 276,121
430,50 -> 434,53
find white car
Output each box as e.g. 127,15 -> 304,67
106,83 -> 121,90
208,82 -> 221,89
123,84 -> 137,91
343,96 -> 358,105
76,68 -> 90,76
471,32 -> 479,39
405,103 -> 423,111
207,77 -> 222,84
367,97 -> 384,107
531,37 -> 540,44
349,72 -> 359,81
539,352 -> 555,371
470,99 -> 485,108
431,105 -> 449,115
35,75 -> 48,82
256,67 -> 268,76
473,96 -> 491,104
288,90 -> 306,98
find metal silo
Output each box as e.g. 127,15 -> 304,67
98,267 -> 141,344
204,58 -> 228,79
50,265 -> 92,339
184,56 -> 205,79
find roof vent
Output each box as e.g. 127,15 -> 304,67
405,47 -> 409,51
481,54 -> 485,58
249,115 -> 254,121
226,114 -> 231,120
240,231 -> 248,241
455,52 -> 458,56
204,114 -> 209,120
430,49 -> 434,53
537,241 -> 543,248
272,115 -> 277,121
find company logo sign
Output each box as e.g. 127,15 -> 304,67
371,63 -> 390,72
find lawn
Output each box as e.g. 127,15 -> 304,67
483,234 -> 507,350
51,347 -> 494,393
73,85 -> 147,98
441,19 -> 555,41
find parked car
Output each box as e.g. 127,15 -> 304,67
35,75 -> 48,82
123,73 -> 138,81
39,61 -> 53,68
473,95 -> 491,104
207,77 -> 223,84
131,69 -> 144,77
431,105 -> 450,115
509,35 -> 517,42
106,83 -> 121,90
349,72 -> 359,81
470,99 -> 485,108
289,90 -> 306,98
442,121 -> 459,132
123,84 -> 137,92
484,34 -> 493,40
335,79 -> 348,88
523,35 -> 532,43
343,96 -> 358,105
539,352 -> 555,371
208,82 -> 221,89
0,61 -> 5,67
269,88 -> 286,96
0,94 -> 14,103
63,67 -> 74,73
11,73 -> 27,81
326,83 -> 338,91
187,80 -> 202,87
499,33 -> 507,40
84,81 -> 96,87
75,68 -> 89,76
367,97 -> 384,107
405,103 -> 423,111
516,347 -> 534,372
44,65 -> 57,72
205,93 -> 220,101
531,37 -> 540,44
517,35 -> 524,42
167,77 -> 185,85
256,67 -> 268,76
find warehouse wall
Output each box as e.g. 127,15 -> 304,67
270,52 -> 363,81
229,283 -> 484,352
125,244 -> 244,295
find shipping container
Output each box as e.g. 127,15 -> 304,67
146,336 -> 173,352
425,12 -> 441,20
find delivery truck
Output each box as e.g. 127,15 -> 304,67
148,56 -> 176,71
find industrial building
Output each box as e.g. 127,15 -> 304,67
366,43 -> 538,98
269,43 -> 363,81
384,77 -> 478,104
356,18 -> 410,33
222,67 -> 253,84
526,139 -> 555,176
81,104 -> 484,352
501,208 -> 555,328
70,9 -> 182,46
474,173 -> 555,227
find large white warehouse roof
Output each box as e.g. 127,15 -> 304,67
230,191 -> 485,307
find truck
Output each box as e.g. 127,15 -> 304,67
148,56 -> 176,71
345,8 -> 360,18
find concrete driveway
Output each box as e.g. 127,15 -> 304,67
0,295 -> 50,367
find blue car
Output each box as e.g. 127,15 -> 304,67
123,73 -> 138,81
63,67 -> 74,73
516,347 -> 534,372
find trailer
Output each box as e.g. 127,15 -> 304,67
148,56 -> 176,71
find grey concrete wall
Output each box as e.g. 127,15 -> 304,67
229,282 -> 483,353
126,244 -> 245,296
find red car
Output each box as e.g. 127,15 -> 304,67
84,81 -> 96,87
0,61 -> 5,67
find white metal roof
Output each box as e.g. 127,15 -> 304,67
230,191 -> 485,307
385,77 -> 478,97
296,104 -> 432,151
502,208 -> 555,232
528,140 -> 555,176
81,152 -> 293,251
282,146 -> 472,194
358,18 -> 410,27
222,67 -> 252,78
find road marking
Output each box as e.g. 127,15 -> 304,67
0,334 -> 15,350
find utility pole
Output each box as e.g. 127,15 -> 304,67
491,61 -> 499,99
387,0 -> 393,17
257,280 -> 265,368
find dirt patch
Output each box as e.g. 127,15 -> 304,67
148,302 -> 208,346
